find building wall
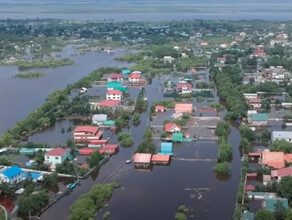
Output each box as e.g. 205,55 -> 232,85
0,172 -> 24,184
252,120 -> 268,126
106,94 -> 121,100
129,78 -> 140,83
45,154 -> 67,165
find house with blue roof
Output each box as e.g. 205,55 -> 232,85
0,166 -> 24,184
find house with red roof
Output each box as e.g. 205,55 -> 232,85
174,103 -> 193,114
155,105 -> 165,112
271,167 -> 292,181
128,71 -> 146,84
106,90 -> 123,101
262,151 -> 285,169
254,49 -> 266,57
107,73 -> 123,82
151,154 -> 170,165
248,98 -> 262,109
134,153 -> 152,168
165,123 -> 181,133
98,100 -> 121,112
101,144 -> 119,155
45,147 -> 69,165
73,126 -> 103,146
88,139 -> 108,148
177,83 -> 192,94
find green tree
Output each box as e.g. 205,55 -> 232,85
254,209 -> 275,220
175,213 -> 187,220
273,200 -> 286,220
285,209 -> 292,220
218,143 -> 233,162
42,172 -> 58,187
213,162 -> 231,175
66,138 -> 74,148
239,137 -> 252,154
132,113 -> 141,126
143,128 -> 153,140
215,121 -> 230,137
38,117 -> 50,127
87,151 -> 103,168
239,125 -> 256,142
271,140 -> 292,153
277,177 -> 292,201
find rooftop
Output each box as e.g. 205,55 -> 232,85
2,166 -> 23,178
174,103 -> 193,113
98,100 -> 120,107
74,126 -> 98,134
251,113 -> 268,121
262,151 -> 285,169
109,73 -> 123,79
165,123 -> 181,132
107,90 -> 123,95
134,153 -> 152,163
151,154 -> 170,163
265,198 -> 288,211
45,147 -> 68,157
272,131 -> 292,140
271,167 -> 292,178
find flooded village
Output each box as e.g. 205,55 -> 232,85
1,18 -> 292,220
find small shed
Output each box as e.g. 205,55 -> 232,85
102,144 -> 119,155
242,211 -> 254,220
104,120 -> 115,126
133,153 -> 152,168
160,142 -> 173,155
172,133 -> 183,142
79,149 -> 95,155
92,114 -> 108,125
19,148 -> 35,155
155,105 -> 165,112
151,154 -> 170,165
250,113 -> 268,126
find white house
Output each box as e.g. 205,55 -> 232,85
0,166 -> 24,184
271,131 -> 292,143
106,90 -> 122,100
45,147 -> 69,166
129,72 -> 142,83
163,56 -> 175,63
244,93 -> 258,100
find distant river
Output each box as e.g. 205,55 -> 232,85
0,47 -> 131,136
1,12 -> 292,21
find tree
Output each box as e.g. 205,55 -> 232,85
87,150 -> 103,168
239,137 -> 252,154
175,213 -> 187,220
42,172 -> 58,187
218,143 -> 232,162
262,98 -> 271,112
213,162 -> 231,175
143,128 -> 153,140
66,138 -> 74,148
271,140 -> 292,153
273,200 -> 286,220
254,209 -> 275,220
277,177 -> 292,201
132,113 -> 141,126
215,121 -> 230,137
19,190 -> 49,214
239,125 -> 256,142
285,209 -> 292,220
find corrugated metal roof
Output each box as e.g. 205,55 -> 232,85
251,113 -> 268,121
242,211 -> 254,220
92,114 -> 108,122
265,198 -> 288,211
272,131 -> 292,140
172,133 -> 183,141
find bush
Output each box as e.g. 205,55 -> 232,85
175,213 -> 187,220
214,162 -> 231,175
103,211 -> 111,219
132,113 -> 141,126
218,143 -> 233,162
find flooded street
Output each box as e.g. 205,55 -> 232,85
39,73 -> 242,220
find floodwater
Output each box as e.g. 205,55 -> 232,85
0,46 -> 131,136
40,73 -> 242,220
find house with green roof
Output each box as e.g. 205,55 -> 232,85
264,197 -> 288,211
249,113 -> 268,126
242,211 -> 254,220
